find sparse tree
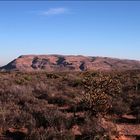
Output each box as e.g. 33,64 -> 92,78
82,71 -> 122,115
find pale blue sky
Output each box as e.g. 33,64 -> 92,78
0,1 -> 140,66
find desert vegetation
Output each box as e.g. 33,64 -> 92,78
0,70 -> 140,139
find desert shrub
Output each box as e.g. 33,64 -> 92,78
32,109 -> 67,129
27,127 -> 75,140
68,78 -> 82,87
26,128 -> 49,140
81,113 -> 118,140
0,71 -> 140,140
33,82 -> 47,93
81,72 -> 122,115
0,85 -> 35,105
15,78 -> 26,85
81,115 -> 108,140
6,112 -> 35,129
47,96 -> 73,106
0,102 -> 35,131
109,98 -> 130,115
46,73 -> 59,79
23,75 -> 32,81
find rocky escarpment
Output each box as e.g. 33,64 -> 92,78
1,54 -> 140,72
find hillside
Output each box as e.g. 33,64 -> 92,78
1,55 -> 140,71
0,70 -> 140,140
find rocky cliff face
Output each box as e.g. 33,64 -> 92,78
1,54 -> 140,71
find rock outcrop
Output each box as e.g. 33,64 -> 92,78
1,54 -> 140,72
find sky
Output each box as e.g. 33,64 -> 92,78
0,1 -> 140,66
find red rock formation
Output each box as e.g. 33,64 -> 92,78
1,54 -> 140,71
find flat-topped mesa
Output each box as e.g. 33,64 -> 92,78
1,54 -> 140,72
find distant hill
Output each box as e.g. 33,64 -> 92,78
1,54 -> 140,71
